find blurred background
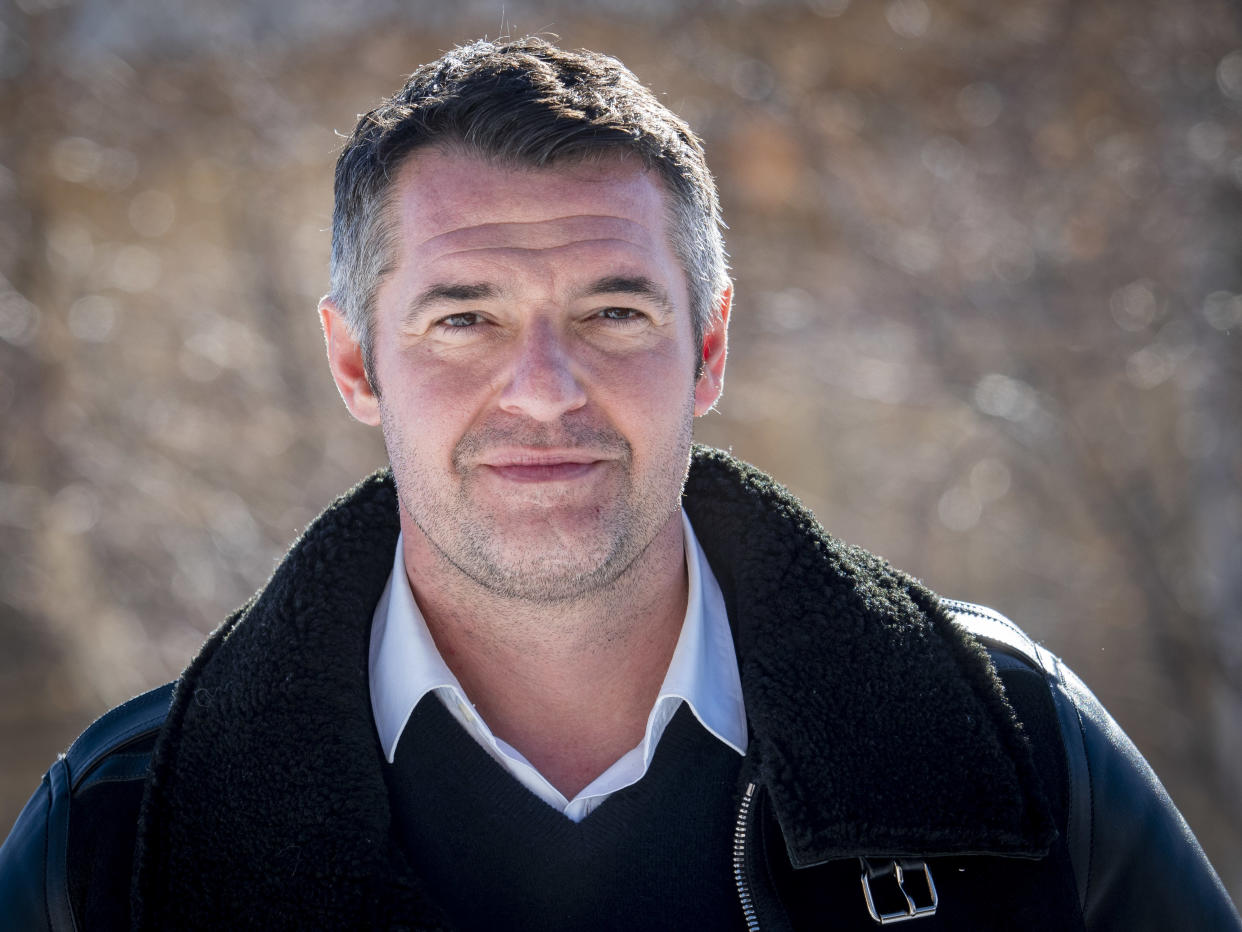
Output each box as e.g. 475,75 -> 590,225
2,0 -> 1239,902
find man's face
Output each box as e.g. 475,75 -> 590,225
324,147 -> 727,602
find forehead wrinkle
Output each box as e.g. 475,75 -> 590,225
421,239 -> 658,267
413,213 -> 656,252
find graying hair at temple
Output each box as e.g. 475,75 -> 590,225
329,36 -> 731,383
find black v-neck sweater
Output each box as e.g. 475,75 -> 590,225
386,697 -> 748,932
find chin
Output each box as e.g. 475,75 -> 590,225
461,535 -> 628,603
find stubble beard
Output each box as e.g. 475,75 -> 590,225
382,402 -> 695,606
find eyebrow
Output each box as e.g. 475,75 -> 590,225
575,276 -> 675,316
404,282 -> 499,327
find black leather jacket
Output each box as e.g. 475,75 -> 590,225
2,451 -> 1239,930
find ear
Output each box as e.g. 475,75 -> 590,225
320,296 -> 381,426
694,286 -> 731,416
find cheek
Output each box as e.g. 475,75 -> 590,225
588,346 -> 697,433
377,354 -> 497,452
586,328 -> 696,385
380,341 -> 502,406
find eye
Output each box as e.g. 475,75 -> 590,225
594,307 -> 646,323
436,312 -> 484,329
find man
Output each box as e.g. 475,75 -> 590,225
1,37 -> 1238,931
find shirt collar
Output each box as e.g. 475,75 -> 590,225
369,510 -> 747,766
368,539 -> 464,761
658,509 -> 748,755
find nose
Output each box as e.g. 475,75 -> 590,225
497,321 -> 587,421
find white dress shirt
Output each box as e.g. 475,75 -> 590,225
369,510 -> 748,822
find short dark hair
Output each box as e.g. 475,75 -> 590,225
329,36 -> 729,380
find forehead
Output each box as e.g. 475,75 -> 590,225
387,147 -> 678,270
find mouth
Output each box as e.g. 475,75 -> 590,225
477,449 -> 609,483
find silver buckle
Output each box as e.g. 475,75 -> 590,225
860,858 -> 938,924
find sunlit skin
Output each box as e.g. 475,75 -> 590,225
321,147 -> 730,796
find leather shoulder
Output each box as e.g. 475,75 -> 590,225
942,599 -> 1241,930
1052,660 -> 1241,929
64,681 -> 174,793
0,772 -> 54,929
0,681 -> 174,931
940,598 -> 1051,670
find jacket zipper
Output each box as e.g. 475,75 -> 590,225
733,781 -> 762,931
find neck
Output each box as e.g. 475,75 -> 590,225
399,510 -> 689,799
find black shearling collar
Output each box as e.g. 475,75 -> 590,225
131,448 -> 1054,929
683,448 -> 1055,867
